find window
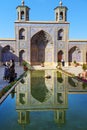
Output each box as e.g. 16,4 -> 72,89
56,13 -> 58,21
26,10 -> 29,20
58,29 -> 64,40
19,28 -> 25,40
60,12 -> 63,20
17,12 -> 19,20
21,11 -> 25,20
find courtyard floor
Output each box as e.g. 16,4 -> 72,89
62,65 -> 83,76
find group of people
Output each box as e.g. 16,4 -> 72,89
3,59 -> 16,83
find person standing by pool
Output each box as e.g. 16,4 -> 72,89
61,59 -> 65,66
3,62 -> 10,81
9,59 -> 15,83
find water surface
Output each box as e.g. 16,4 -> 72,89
0,70 -> 87,130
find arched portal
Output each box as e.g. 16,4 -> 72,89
57,50 -> 64,62
86,52 -> 87,63
19,50 -> 25,65
1,45 -> 15,62
68,46 -> 81,64
31,30 -> 53,65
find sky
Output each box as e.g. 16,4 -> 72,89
0,0 -> 87,39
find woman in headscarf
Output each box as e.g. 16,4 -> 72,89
9,59 -> 15,83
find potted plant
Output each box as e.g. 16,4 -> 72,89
22,61 -> 28,71
82,63 -> 87,71
58,62 -> 62,69
74,60 -> 77,67
41,61 -> 44,67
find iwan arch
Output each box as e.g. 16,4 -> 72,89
0,0 -> 87,67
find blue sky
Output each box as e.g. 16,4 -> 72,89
0,0 -> 87,39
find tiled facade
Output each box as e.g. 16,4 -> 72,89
0,1 -> 87,67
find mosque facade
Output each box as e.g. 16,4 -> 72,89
0,0 -> 87,67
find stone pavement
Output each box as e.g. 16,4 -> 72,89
0,65 -> 24,91
62,65 -> 83,76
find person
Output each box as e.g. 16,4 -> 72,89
61,59 -> 65,66
3,62 -> 10,81
9,59 -> 15,83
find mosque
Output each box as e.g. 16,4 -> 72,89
0,0 -> 87,67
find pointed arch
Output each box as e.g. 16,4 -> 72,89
58,29 -> 64,40
17,12 -> 19,20
56,12 -> 58,21
31,30 -> 53,65
68,46 -> 81,63
1,45 -> 15,62
19,50 -> 25,65
60,12 -> 63,20
57,50 -> 64,62
19,28 -> 25,40
21,11 -> 25,20
86,52 -> 87,63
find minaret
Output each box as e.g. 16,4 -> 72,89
16,0 -> 30,21
54,0 -> 68,22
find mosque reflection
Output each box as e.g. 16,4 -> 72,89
15,70 -> 87,128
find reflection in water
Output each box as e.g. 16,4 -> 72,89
68,77 -> 77,87
18,111 -> 30,128
57,93 -> 63,104
68,76 -> 87,91
16,70 -> 68,128
10,89 -> 15,98
82,82 -> 87,89
15,70 -> 87,129
54,110 -> 66,125
57,71 -> 63,83
31,71 -> 52,102
19,93 -> 25,104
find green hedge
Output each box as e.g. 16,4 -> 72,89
0,81 -> 16,99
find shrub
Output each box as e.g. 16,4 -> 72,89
74,60 -> 76,64
22,60 -> 27,66
22,60 -> 31,70
82,63 -> 87,71
82,82 -> 87,89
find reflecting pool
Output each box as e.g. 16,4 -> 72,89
0,70 -> 87,130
